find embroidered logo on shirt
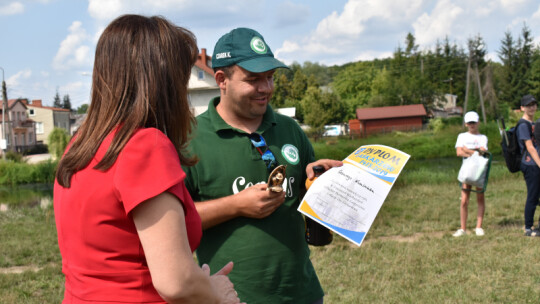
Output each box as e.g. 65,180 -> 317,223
281,144 -> 299,165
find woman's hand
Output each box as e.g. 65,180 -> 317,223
203,262 -> 244,304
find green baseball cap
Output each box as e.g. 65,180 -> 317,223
212,27 -> 288,73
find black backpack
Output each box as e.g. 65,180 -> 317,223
500,118 -> 531,173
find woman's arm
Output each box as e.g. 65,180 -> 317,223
132,192 -> 240,304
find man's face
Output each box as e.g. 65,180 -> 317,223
465,121 -> 478,133
221,65 -> 275,121
522,102 -> 537,116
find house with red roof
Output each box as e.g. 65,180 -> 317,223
350,104 -> 427,137
22,99 -> 71,145
188,48 -> 219,116
0,99 -> 37,153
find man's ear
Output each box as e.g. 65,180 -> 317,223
215,70 -> 227,90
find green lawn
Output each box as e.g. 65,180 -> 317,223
2,129 -> 540,303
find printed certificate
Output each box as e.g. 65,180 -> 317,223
298,144 -> 410,246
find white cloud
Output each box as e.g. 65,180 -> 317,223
7,69 -> 32,87
354,51 -> 394,62
276,0 -> 425,64
59,81 -> 84,93
499,0 -> 528,13
413,0 -> 464,46
533,4 -> 540,19
0,2 -> 24,15
87,0 -> 125,21
53,21 -> 92,70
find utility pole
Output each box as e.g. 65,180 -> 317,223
0,67 -> 6,160
464,52 -> 471,115
474,63 -> 486,124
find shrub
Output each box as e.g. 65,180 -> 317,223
25,144 -> 49,155
48,128 -> 70,159
5,151 -> 25,163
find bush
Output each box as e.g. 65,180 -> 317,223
48,128 -> 70,160
0,159 -> 58,186
429,118 -> 445,133
25,144 -> 49,155
5,151 -> 25,163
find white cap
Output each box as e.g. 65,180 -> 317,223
464,111 -> 479,123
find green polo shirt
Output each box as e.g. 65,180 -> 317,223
183,97 -> 324,304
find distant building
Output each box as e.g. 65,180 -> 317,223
70,113 -> 86,135
431,94 -> 462,118
22,99 -> 71,145
189,48 -> 219,116
350,104 -> 427,137
0,99 -> 37,153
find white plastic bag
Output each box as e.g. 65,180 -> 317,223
457,151 -> 489,188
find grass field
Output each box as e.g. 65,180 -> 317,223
1,127 -> 540,303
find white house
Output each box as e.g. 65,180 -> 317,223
189,48 -> 219,116
0,99 -> 36,153
23,99 -> 71,145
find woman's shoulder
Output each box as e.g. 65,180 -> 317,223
129,128 -> 171,146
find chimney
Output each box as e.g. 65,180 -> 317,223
200,48 -> 208,67
32,99 -> 43,107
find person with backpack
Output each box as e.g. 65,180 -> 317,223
516,94 -> 540,236
453,111 -> 488,237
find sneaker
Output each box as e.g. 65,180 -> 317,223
524,228 -> 540,236
453,229 -> 466,237
475,228 -> 485,236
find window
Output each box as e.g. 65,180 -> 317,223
36,122 -> 44,134
198,70 -> 204,80
29,109 -> 35,116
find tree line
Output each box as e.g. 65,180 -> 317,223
52,90 -> 88,114
270,24 -> 540,133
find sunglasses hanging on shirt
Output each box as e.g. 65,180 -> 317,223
248,133 -> 279,172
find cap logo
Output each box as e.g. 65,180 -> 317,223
250,37 -> 267,54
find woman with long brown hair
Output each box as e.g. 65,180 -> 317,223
54,14 -> 241,304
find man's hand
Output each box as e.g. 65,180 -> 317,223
306,159 -> 343,180
235,184 -> 286,219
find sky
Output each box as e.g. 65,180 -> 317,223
1,0 -> 540,109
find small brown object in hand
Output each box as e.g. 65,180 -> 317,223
267,165 -> 287,192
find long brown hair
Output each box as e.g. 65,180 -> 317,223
56,15 -> 198,188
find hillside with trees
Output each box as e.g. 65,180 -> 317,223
271,24 -> 540,127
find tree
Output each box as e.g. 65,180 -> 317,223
77,103 -> 89,114
48,127 -> 70,160
497,30 -> 517,108
514,24 -> 534,101
270,71 -> 290,109
301,87 -> 346,139
331,61 -> 377,117
404,32 -> 419,57
528,51 -> 540,99
53,90 -> 62,108
62,94 -> 72,111
290,70 -> 308,102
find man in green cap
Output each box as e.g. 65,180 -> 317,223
183,27 -> 342,303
